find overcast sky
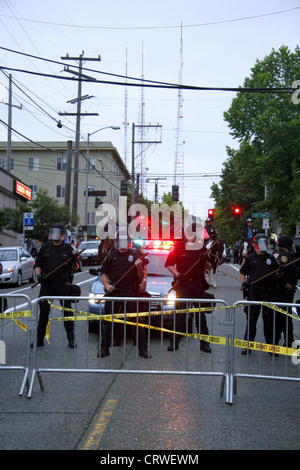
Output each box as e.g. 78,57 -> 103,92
0,0 -> 299,217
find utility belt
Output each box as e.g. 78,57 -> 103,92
44,272 -> 71,284
172,277 -> 203,286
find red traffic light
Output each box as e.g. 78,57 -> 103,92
233,207 -> 241,220
208,209 -> 215,221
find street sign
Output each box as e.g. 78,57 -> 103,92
84,190 -> 106,197
252,212 -> 269,218
23,212 -> 34,230
262,218 -> 270,229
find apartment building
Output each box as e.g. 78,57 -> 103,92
0,140 -> 130,235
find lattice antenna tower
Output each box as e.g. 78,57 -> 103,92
138,42 -> 147,196
174,24 -> 184,200
123,48 -> 129,168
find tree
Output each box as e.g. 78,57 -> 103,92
0,189 -> 79,242
212,45 -> 300,236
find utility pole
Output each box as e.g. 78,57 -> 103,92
1,74 -> 22,172
131,123 -> 162,205
59,51 -> 101,219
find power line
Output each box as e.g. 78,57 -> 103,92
0,7 -> 298,30
0,64 -> 293,94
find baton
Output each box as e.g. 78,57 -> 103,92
241,255 -> 300,290
168,239 -> 219,293
31,248 -> 86,288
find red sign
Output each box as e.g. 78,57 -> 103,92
15,180 -> 32,200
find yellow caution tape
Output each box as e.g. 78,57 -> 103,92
43,300 -> 299,355
0,310 -> 32,319
259,301 -> 299,321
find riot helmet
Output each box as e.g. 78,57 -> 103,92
48,223 -> 66,241
277,235 -> 293,250
253,233 -> 269,252
115,223 -> 131,249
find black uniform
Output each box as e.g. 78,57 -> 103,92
239,252 -> 278,346
241,226 -> 258,242
273,249 -> 298,347
100,248 -> 148,356
205,224 -> 218,241
165,241 -> 213,352
34,241 -> 80,347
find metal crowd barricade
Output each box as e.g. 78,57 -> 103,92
0,294 -> 33,396
229,300 -> 300,403
28,295 -> 233,403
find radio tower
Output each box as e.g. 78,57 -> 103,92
174,24 -> 184,201
138,42 -> 147,197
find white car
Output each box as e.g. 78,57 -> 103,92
0,246 -> 36,286
77,240 -> 100,265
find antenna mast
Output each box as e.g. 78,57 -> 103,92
174,24 -> 184,200
138,42 -> 147,197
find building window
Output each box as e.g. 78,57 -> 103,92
89,157 -> 96,171
0,157 -> 14,170
56,185 -> 65,198
87,212 -> 96,224
29,157 -> 39,171
29,185 -> 38,199
57,157 -> 67,171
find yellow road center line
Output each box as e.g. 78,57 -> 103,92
81,399 -> 118,450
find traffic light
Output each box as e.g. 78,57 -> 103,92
233,207 -> 241,220
172,185 -> 179,202
120,179 -> 128,196
95,197 -> 102,208
208,209 -> 214,221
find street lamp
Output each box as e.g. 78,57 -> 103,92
84,126 -> 120,225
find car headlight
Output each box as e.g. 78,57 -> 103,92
4,267 -> 14,274
89,293 -> 104,305
166,293 -> 176,306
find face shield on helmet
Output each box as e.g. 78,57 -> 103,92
184,218 -> 206,250
115,224 -> 131,249
48,224 -> 65,241
253,234 -> 269,252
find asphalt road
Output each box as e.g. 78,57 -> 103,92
0,263 -> 299,453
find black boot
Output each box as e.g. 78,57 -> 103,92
200,341 -> 211,353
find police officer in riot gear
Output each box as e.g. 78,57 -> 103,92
165,221 -> 213,353
273,235 -> 298,347
239,233 -> 278,355
33,223 -> 81,348
100,227 -> 150,359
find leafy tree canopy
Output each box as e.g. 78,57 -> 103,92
0,188 -> 79,243
211,45 -> 300,241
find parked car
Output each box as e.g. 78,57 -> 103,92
77,240 -> 100,265
0,246 -> 36,286
88,245 -> 175,333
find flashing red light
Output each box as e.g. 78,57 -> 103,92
233,207 -> 241,220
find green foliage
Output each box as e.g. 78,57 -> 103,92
0,188 -> 79,242
212,45 -> 300,238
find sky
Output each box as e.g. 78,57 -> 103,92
0,0 -> 299,218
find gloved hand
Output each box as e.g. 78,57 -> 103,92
279,264 -> 287,272
175,273 -> 186,283
37,274 -> 46,284
242,281 -> 251,290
